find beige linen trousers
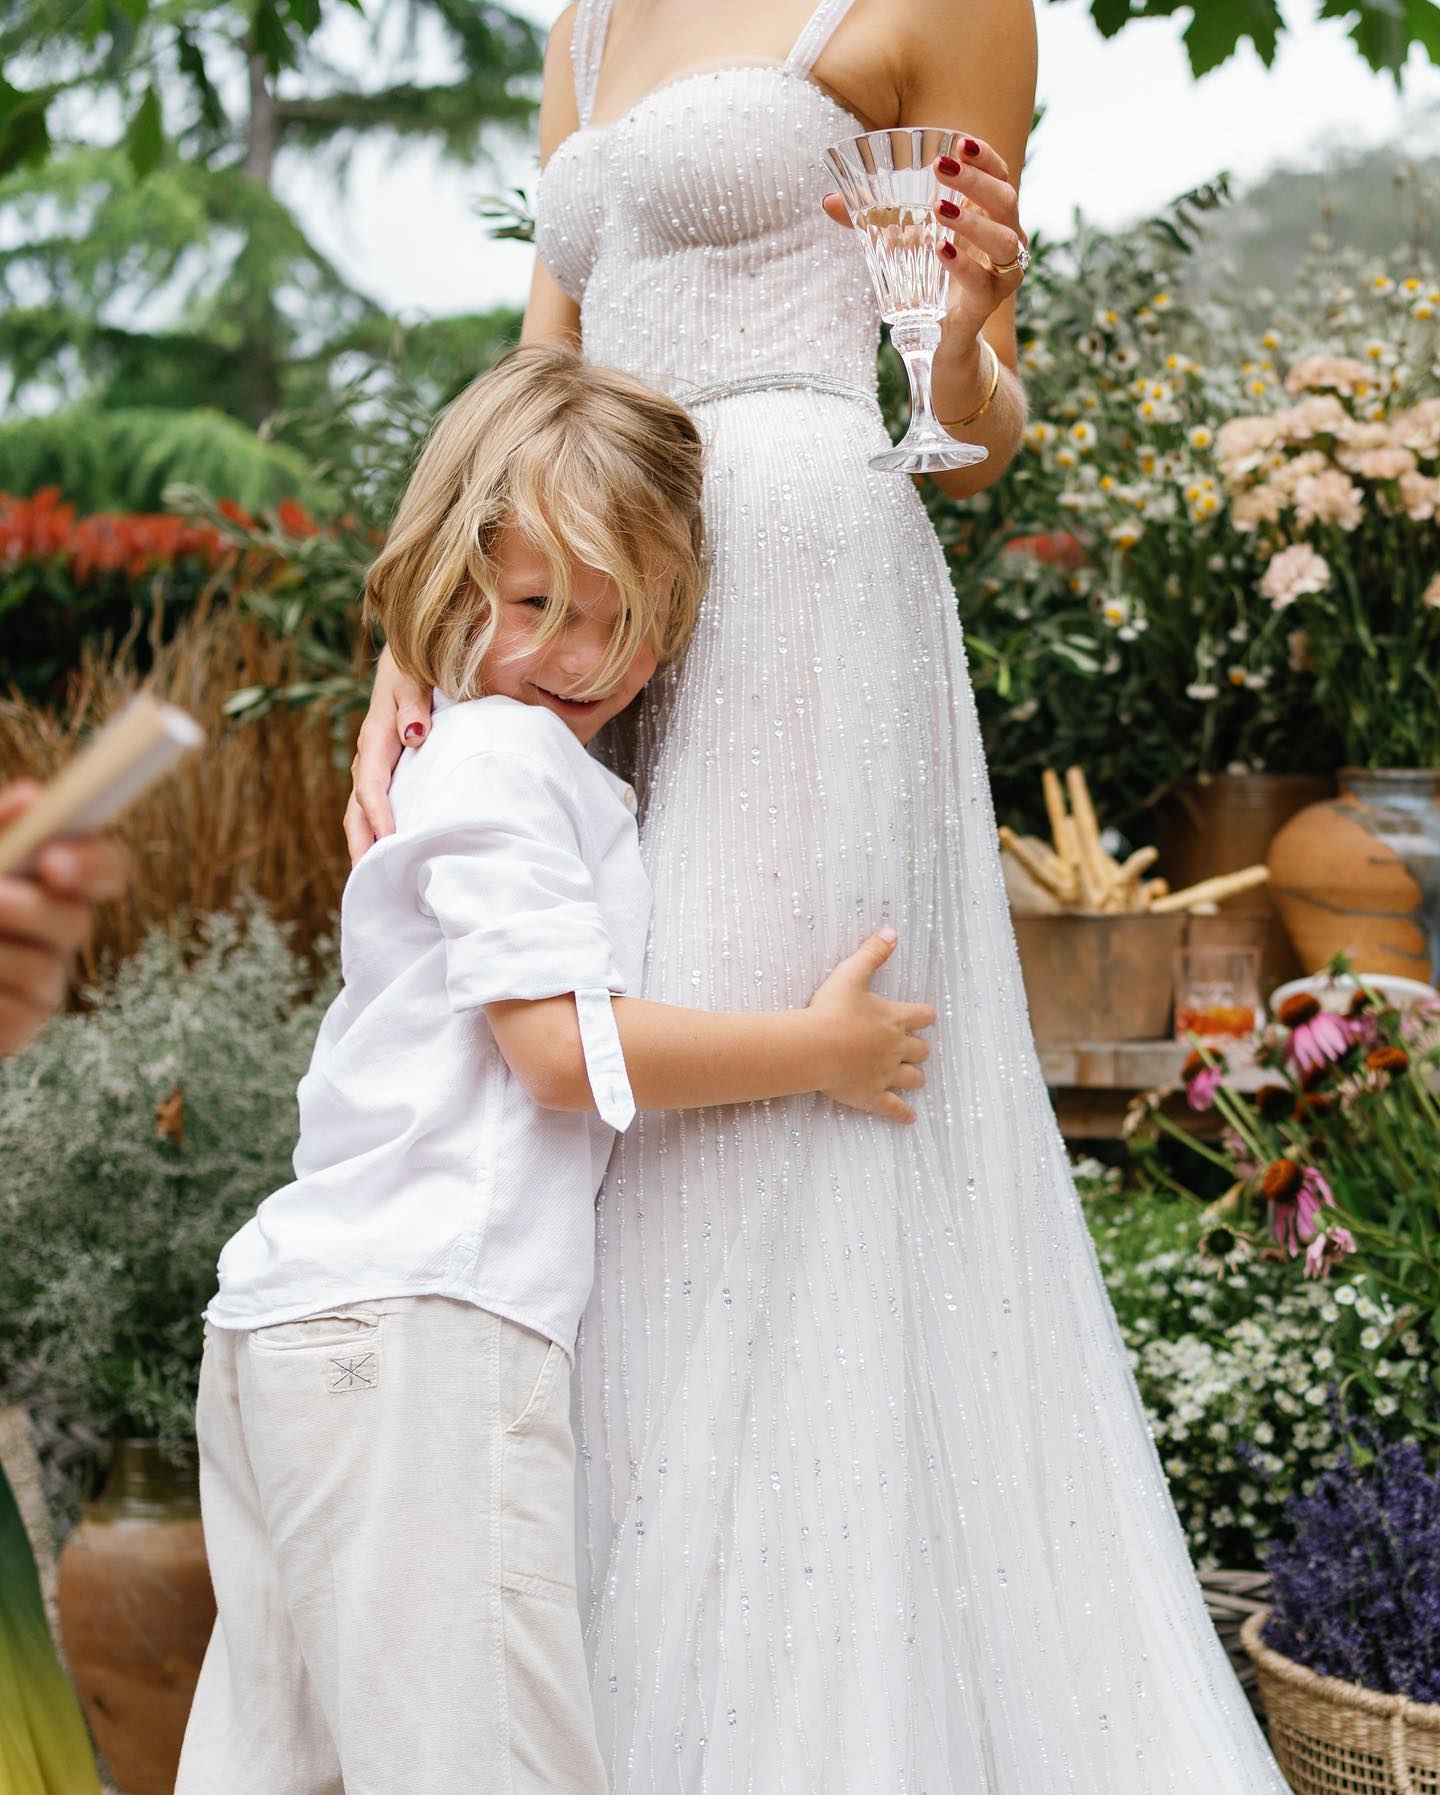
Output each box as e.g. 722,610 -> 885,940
176,1295 -> 607,1795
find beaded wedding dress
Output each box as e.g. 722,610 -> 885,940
535,2 -> 1286,1789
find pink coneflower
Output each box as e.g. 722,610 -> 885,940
1262,1158 -> 1331,1257
1304,1226 -> 1357,1280
1344,994 -> 1381,1048
1279,993 -> 1352,1073
1183,1049 -> 1226,1112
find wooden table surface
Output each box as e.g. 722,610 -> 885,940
1038,1037 -> 1266,1140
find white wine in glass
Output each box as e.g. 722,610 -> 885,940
824,128 -> 989,474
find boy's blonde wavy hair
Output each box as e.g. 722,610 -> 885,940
365,343 -> 706,702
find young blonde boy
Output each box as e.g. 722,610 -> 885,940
178,345 -> 933,1795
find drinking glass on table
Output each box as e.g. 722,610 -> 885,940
1173,945 -> 1263,1042
823,127 -> 989,474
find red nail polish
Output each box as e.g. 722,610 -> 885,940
403,723 -> 426,745
940,241 -> 957,260
938,198 -> 962,220
963,137 -> 980,158
937,154 -> 961,176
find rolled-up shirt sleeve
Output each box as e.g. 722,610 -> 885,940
408,751 -> 636,1131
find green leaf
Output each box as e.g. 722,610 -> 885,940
1403,0 -> 1440,60
1183,0 -> 1285,74
176,29 -> 226,133
1090,0 -> 1136,34
114,0 -> 148,23
123,84 -> 163,177
0,77 -> 54,177
251,0 -> 298,73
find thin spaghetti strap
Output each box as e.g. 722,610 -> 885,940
570,0 -> 616,129
784,0 -> 861,78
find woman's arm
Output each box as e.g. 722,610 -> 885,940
522,3 -> 584,348
907,0 -> 1037,500
487,929 -> 935,1125
820,0 -> 1037,502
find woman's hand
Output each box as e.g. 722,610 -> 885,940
344,645 -> 433,865
0,781 -> 128,1059
928,137 -> 1027,362
807,928 -> 936,1124
822,133 -> 1028,419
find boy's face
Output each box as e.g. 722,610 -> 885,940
480,525 -> 660,745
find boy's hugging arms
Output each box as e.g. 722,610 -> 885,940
389,741 -> 640,1129
397,725 -> 935,1126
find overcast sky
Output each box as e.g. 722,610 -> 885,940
285,0 -> 1440,324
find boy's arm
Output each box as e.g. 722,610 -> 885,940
486,930 -> 931,1125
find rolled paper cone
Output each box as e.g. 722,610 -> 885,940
1042,768 -> 1071,861
999,826 -> 1075,902
1148,864 -> 1270,914
1064,766 -> 1108,910
1118,845 -> 1159,885
0,694 -> 203,876
1024,836 -> 1080,903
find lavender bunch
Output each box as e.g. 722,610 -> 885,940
1263,1435 -> 1440,1702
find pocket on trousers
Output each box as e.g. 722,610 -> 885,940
247,1308 -> 384,1353
500,1334 -> 577,1598
502,1329 -> 565,1438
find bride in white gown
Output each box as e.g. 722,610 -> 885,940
349,0 -> 1288,1787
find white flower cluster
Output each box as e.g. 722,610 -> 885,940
1079,1176 -> 1431,1572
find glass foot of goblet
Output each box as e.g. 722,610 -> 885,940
869,431 -> 989,473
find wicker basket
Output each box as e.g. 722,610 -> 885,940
1242,1609 -> 1440,1794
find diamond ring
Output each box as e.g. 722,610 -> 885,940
992,244 -> 1031,280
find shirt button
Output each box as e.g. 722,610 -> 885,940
622,787 -> 638,813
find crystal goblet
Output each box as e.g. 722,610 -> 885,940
823,127 -> 989,473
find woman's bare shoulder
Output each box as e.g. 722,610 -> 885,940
541,2 -> 582,157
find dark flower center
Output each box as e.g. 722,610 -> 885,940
1256,1084 -> 1296,1121
1263,1157 -> 1304,1203
1278,992 -> 1321,1027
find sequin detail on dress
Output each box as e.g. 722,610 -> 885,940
535,2 -> 1288,1789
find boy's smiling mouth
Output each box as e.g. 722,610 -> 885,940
532,683 -> 605,720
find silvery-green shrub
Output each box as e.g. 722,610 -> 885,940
0,904 -> 337,1461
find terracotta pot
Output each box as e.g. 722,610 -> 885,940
1151,772 -> 1335,994
1013,911 -> 1186,1044
58,1440 -> 214,1795
1267,768 -> 1440,982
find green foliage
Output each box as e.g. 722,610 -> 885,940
1082,1172 -> 1432,1569
0,0 -> 542,440
1134,977 -> 1440,1406
921,174 -> 1440,838
0,905 -> 337,1470
0,406 -> 310,512
1203,147 -> 1440,312
1066,0 -> 1440,80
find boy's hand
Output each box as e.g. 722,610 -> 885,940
807,928 -> 936,1124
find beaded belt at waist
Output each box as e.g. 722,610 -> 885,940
677,371 -> 880,410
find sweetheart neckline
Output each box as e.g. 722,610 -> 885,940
564,60 -> 869,147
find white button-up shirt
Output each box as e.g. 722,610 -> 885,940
206,694 -> 651,1353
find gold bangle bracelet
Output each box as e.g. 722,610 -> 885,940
938,339 -> 1001,432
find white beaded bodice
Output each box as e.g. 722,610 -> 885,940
534,8 -> 881,394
